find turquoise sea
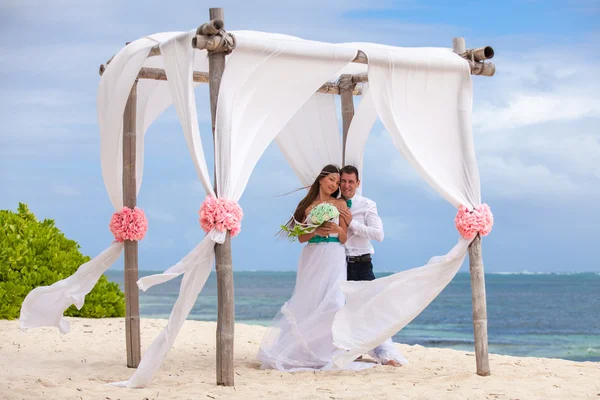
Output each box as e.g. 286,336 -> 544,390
105,270 -> 600,362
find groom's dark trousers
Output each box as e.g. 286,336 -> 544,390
346,254 -> 375,281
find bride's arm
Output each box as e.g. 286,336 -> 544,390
299,230 -> 317,243
299,224 -> 331,243
332,218 -> 348,244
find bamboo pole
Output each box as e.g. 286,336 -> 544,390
122,80 -> 141,368
452,37 -> 467,54
129,67 -> 363,95
454,36 -> 491,377
349,49 -> 495,76
339,74 -> 356,165
208,7 -> 235,387
463,46 -> 494,62
468,235 -> 491,376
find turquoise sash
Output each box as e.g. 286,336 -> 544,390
308,236 -> 340,244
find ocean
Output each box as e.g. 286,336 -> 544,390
105,270 -> 600,362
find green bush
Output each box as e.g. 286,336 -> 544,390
0,203 -> 125,319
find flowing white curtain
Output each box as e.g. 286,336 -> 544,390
115,31 -> 218,389
332,46 -> 480,366
275,87 -> 378,194
276,93 -> 342,185
18,35 -> 168,334
214,32 -> 357,201
117,31 -> 358,388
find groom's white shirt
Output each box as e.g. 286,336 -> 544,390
345,194 -> 384,257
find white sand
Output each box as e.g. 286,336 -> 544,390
1,317 -> 598,399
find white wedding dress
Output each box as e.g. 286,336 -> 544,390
257,217 -> 373,372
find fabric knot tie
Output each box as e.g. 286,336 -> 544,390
454,203 -> 494,240
109,206 -> 148,242
346,199 -> 352,208
199,196 -> 244,237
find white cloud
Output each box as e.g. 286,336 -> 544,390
466,42 -> 600,200
52,184 -> 81,196
522,133 -> 600,180
473,93 -> 600,132
478,155 -> 600,200
473,42 -> 600,132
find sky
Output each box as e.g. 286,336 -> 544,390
1,0 -> 599,273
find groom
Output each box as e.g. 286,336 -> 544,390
338,165 -> 407,367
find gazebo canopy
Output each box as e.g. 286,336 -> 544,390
20,15 -> 495,389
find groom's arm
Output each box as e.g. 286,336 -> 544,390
348,202 -> 384,242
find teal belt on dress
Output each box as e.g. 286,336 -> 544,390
308,236 -> 340,244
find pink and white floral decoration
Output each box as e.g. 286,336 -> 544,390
109,206 -> 149,242
199,196 -> 244,237
454,204 -> 494,240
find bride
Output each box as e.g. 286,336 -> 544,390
257,164 -> 367,371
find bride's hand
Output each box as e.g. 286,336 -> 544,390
315,223 -> 332,236
324,222 -> 342,234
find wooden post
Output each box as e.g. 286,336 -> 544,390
208,7 -> 235,387
454,36 -> 491,377
339,74 -> 356,165
468,235 -> 491,376
123,80 -> 141,368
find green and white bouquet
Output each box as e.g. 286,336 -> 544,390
281,202 -> 340,241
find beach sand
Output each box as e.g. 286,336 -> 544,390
1,317 -> 598,399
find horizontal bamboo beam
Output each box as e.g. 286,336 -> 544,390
100,54 -> 491,90
137,67 -> 208,82
191,33 -> 236,53
197,19 -> 224,36
134,67 -> 362,95
101,39 -> 494,78
468,61 -> 495,77
462,46 -> 494,62
351,50 -> 494,76
352,73 -> 368,84
146,31 -> 234,58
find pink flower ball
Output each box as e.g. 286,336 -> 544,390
109,206 -> 148,242
199,197 -> 244,237
455,203 -> 494,240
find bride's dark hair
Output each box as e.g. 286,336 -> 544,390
280,164 -> 341,235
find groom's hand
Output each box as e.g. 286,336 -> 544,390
339,206 -> 352,225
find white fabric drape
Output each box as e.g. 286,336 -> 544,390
115,31 -> 217,389
276,93 -> 342,185
331,46 -> 480,366
19,30 -> 210,337
116,31 -> 358,388
18,36 -> 162,333
18,31 -> 207,334
343,83 -> 378,195
215,33 -> 357,201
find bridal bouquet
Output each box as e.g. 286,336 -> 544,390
281,202 -> 340,241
